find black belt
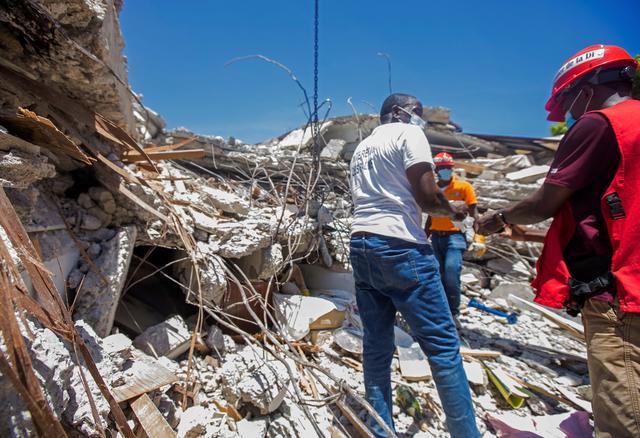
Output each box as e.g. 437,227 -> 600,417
351,231 -> 376,238
431,230 -> 461,236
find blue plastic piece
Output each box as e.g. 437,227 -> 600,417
468,298 -> 518,325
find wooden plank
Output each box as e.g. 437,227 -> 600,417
117,181 -> 169,222
454,160 -> 485,177
142,136 -> 197,153
335,399 -> 375,438
130,394 -> 176,438
397,343 -> 432,381
460,347 -> 501,359
122,149 -> 205,163
112,358 -> 178,403
508,295 -> 584,341
96,153 -> 142,185
557,386 -> 592,413
0,107 -> 92,164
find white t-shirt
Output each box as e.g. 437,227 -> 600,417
350,122 -> 434,244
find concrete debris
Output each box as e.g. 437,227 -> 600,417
0,1 -> 592,437
176,405 -> 225,438
72,225 -> 137,337
133,315 -> 191,359
506,165 -> 551,184
219,345 -> 293,415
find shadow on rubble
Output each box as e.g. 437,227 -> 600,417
115,245 -> 199,339
460,326 -> 588,376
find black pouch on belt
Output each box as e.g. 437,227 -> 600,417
565,256 -> 614,317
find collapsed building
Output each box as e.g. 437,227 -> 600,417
0,1 -> 593,437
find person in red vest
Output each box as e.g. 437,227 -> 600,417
478,45 -> 639,437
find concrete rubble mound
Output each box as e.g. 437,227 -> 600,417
0,1 -> 591,437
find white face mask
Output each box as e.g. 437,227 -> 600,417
396,106 -> 426,129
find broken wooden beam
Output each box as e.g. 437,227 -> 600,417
130,394 -> 176,438
111,358 -> 178,403
122,149 -> 206,163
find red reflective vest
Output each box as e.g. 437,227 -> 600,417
532,99 -> 640,313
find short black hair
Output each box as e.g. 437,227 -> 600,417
379,93 -> 420,123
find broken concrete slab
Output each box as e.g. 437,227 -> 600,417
237,242 -> 283,280
274,293 -> 341,341
320,138 -> 347,160
506,165 -> 550,184
73,225 -> 137,337
133,315 -> 191,359
489,281 -> 535,301
199,185 -> 250,216
176,405 -> 225,438
174,243 -> 227,307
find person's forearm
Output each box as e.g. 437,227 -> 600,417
420,191 -> 456,217
502,198 -> 552,225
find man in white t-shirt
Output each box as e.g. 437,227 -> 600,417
349,93 -> 479,438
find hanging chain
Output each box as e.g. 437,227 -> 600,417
312,0 -> 320,164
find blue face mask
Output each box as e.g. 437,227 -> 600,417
437,168 -> 453,181
565,111 -> 576,129
409,113 -> 427,129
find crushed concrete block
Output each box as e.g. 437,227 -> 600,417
487,258 -> 531,278
88,186 -> 114,204
103,333 -> 132,354
176,405 -> 225,438
78,192 -> 95,209
237,243 -> 283,280
73,226 -> 137,337
320,138 -> 347,159
214,217 -> 273,259
87,242 -> 102,258
133,315 -> 191,359
174,243 -> 227,306
219,345 -> 293,415
49,173 -> 75,195
237,363 -> 289,415
200,185 -> 250,216
0,150 -> 56,188
489,281 -> 534,301
102,198 -> 117,214
80,213 -> 103,230
237,417 -> 268,438
506,165 -> 550,184
205,325 -> 225,353
189,208 -> 219,234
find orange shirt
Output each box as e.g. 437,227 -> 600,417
429,175 -> 477,232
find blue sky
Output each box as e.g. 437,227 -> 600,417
121,1 -> 639,144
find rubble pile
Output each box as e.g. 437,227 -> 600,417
0,1 -> 591,437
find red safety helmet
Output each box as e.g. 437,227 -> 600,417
434,152 -> 454,168
545,44 -> 638,122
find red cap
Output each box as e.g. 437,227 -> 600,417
545,44 -> 638,122
434,152 -> 454,168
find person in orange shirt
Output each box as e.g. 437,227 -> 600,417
426,152 -> 479,322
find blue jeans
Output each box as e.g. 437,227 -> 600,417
350,233 -> 479,438
431,233 -> 467,317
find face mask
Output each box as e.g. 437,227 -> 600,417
396,106 -> 426,129
564,87 -> 593,129
437,168 -> 453,181
409,113 -> 427,129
